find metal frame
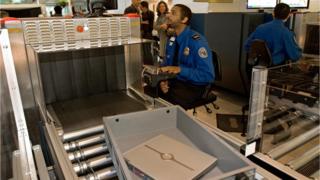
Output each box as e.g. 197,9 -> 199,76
32,145 -> 50,180
0,29 -> 37,180
246,66 -> 268,144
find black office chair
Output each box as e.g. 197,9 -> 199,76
183,50 -> 222,115
241,39 -> 272,136
247,39 -> 272,67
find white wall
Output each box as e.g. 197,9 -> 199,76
110,0 -> 319,14
111,0 -> 210,14
172,0 -> 209,13
209,0 -> 320,12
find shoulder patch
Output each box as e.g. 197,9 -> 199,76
192,34 -> 201,40
198,47 -> 208,59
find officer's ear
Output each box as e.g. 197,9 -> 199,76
181,16 -> 188,24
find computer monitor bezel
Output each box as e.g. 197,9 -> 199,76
247,0 -> 278,9
279,0 -> 310,9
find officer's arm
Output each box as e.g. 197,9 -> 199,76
161,38 -> 175,67
179,42 -> 215,83
283,31 -> 302,62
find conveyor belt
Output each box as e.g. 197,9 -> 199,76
50,91 -> 147,133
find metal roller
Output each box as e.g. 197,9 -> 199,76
64,134 -> 105,152
308,115 -> 319,123
63,125 -> 104,142
68,144 -> 108,163
272,115 -> 318,144
264,110 -> 303,133
79,166 -> 117,180
268,126 -> 320,159
272,130 -> 292,145
73,154 -> 113,175
287,145 -> 320,170
264,106 -> 291,123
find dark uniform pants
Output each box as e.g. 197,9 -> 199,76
159,79 -> 207,109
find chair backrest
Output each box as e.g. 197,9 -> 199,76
212,50 -> 222,81
248,39 -> 272,67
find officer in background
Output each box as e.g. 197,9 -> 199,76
124,0 -> 141,15
160,4 -> 215,108
244,3 -> 302,66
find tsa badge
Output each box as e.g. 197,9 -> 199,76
183,47 -> 190,56
169,36 -> 175,46
198,47 -> 208,58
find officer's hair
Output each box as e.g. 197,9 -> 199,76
274,3 -> 290,20
174,4 -> 192,25
140,1 -> 149,8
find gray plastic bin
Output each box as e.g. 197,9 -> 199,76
103,106 -> 255,179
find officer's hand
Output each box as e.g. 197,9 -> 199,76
160,80 -> 169,94
160,66 -> 181,74
160,24 -> 168,30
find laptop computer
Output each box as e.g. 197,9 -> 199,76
124,134 -> 217,180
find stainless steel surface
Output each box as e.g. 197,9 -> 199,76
125,43 -> 143,90
73,155 -> 113,175
21,17 -> 146,53
287,144 -> 320,170
0,29 -> 37,180
25,44 -> 47,123
50,91 -> 147,133
267,126 -> 320,159
38,46 -> 126,104
45,113 -> 78,180
32,145 -> 50,180
254,152 -> 310,180
4,20 -> 37,111
64,134 -> 105,152
11,151 -> 22,180
247,67 -> 268,143
3,20 -> 42,144
0,29 -> 19,180
63,125 -> 104,143
68,144 -> 108,163
79,166 -> 117,180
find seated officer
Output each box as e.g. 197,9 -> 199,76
159,4 -> 215,108
244,3 -> 302,66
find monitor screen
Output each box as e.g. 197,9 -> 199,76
303,24 -> 319,55
89,0 -> 118,11
279,0 -> 309,8
104,0 -> 117,10
247,0 -> 277,9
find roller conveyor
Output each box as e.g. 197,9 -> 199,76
287,145 -> 320,170
49,92 -> 149,179
73,155 -> 113,175
63,125 -> 104,143
79,166 -> 117,180
64,134 -> 106,152
268,126 -> 320,159
264,110 -> 303,133
68,144 -> 108,163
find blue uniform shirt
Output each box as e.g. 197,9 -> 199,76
245,19 -> 302,66
162,26 -> 215,85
